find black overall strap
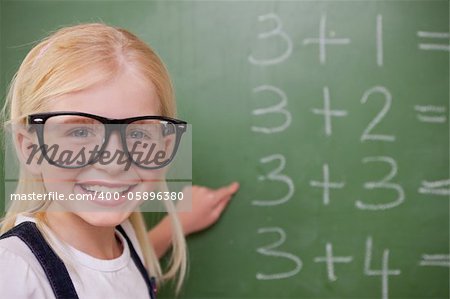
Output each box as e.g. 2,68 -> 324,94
116,225 -> 157,299
0,221 -> 79,299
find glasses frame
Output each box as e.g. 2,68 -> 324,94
27,111 -> 187,169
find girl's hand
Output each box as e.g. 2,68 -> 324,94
149,182 -> 240,258
178,182 -> 240,235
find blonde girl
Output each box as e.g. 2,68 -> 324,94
0,22 -> 239,298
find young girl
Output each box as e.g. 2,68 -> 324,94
0,23 -> 239,298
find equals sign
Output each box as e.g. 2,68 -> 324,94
419,254 -> 450,267
414,105 -> 447,123
418,179 -> 450,196
417,31 -> 450,51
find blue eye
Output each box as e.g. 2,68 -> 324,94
128,130 -> 150,139
69,128 -> 91,138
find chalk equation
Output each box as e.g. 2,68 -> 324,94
255,230 -> 448,299
247,10 -> 448,299
248,13 -> 449,68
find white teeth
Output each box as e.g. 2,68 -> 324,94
81,184 -> 130,193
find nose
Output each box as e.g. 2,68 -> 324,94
93,128 -> 129,175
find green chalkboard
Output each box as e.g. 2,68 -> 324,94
1,1 -> 449,299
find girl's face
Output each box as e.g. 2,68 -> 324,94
19,68 -> 167,227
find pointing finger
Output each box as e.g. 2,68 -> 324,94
213,182 -> 240,202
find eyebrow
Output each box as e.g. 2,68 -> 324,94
51,116 -> 99,125
128,119 -> 162,125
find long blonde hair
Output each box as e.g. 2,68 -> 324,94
0,22 -> 187,293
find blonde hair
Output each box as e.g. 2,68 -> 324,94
0,23 -> 187,293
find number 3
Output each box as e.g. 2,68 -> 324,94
248,13 -> 293,66
356,156 -> 405,210
256,227 -> 302,280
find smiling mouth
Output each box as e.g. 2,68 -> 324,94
77,183 -> 137,196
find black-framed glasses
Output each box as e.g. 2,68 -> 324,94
27,112 -> 187,169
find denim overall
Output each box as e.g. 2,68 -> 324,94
0,221 -> 157,299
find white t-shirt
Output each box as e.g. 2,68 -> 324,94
0,214 -> 150,299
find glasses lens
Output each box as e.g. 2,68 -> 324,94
125,119 -> 177,168
43,115 -> 104,167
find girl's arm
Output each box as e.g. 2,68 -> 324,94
148,182 -> 239,258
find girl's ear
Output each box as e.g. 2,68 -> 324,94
15,128 -> 42,176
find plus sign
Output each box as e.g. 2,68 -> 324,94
303,14 -> 351,64
310,163 -> 345,205
314,243 -> 353,281
312,87 -> 348,136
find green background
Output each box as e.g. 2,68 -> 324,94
1,1 -> 448,298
